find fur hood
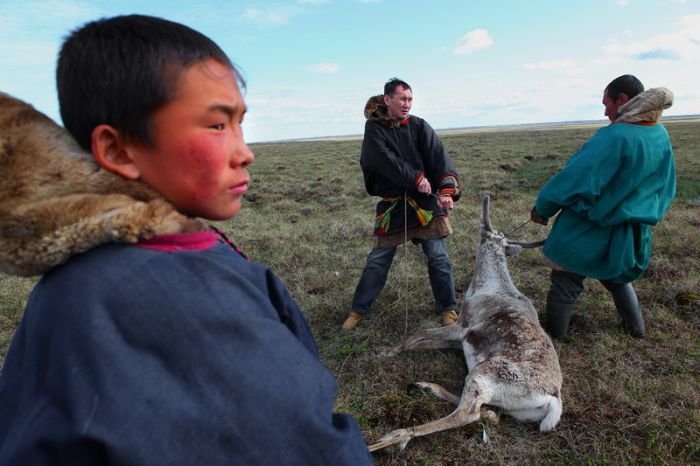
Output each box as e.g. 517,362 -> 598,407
0,92 -> 207,276
363,94 -> 407,128
616,87 -> 673,124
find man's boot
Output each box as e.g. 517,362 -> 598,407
546,270 -> 585,340
601,281 -> 645,338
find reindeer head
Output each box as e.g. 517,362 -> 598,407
466,196 -> 544,298
479,195 -> 526,258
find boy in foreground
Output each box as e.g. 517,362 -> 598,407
0,14 -> 372,465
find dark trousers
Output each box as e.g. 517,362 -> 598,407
351,238 -> 457,314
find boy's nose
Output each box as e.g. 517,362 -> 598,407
234,142 -> 255,167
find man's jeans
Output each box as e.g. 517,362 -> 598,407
351,237 -> 457,314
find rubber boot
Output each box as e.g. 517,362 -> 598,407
601,281 -> 645,338
546,270 -> 585,340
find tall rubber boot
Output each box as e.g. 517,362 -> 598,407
601,281 -> 645,338
546,270 -> 585,340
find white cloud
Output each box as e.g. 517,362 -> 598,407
307,63 -> 340,74
454,29 -> 494,54
240,7 -> 293,25
603,14 -> 700,61
616,0 -> 630,6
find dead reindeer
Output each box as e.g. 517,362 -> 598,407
369,195 -> 562,453
0,92 -> 206,276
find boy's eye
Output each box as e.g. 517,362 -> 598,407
211,123 -> 225,131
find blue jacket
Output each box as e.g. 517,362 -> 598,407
0,232 -> 372,466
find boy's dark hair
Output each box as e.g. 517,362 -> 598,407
57,14 -> 245,152
605,74 -> 644,101
384,78 -> 411,96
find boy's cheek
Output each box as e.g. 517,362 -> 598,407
180,140 -> 226,200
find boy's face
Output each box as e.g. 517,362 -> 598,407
127,59 -> 254,220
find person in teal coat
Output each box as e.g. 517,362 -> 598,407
531,75 -> 676,340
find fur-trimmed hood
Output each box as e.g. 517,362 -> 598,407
0,92 -> 207,276
616,87 -> 673,124
363,94 -> 408,128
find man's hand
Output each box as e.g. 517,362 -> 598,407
530,207 -> 548,225
439,195 -> 454,210
417,178 -> 432,194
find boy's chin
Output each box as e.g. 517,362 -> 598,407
208,203 -> 243,221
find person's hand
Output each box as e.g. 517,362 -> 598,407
530,207 -> 548,225
439,195 -> 454,210
417,178 -> 432,194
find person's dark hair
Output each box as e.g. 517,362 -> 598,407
384,78 -> 411,96
57,14 -> 245,152
605,74 -> 644,101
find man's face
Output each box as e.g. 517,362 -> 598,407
602,89 -> 628,122
384,85 -> 413,120
126,59 -> 254,221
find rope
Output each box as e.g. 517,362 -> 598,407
403,190 -> 409,338
505,218 -> 531,237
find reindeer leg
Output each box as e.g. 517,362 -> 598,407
481,405 -> 501,424
369,375 -> 491,452
411,382 -> 461,405
382,324 -> 465,356
411,382 -> 500,424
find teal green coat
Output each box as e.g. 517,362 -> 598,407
535,122 -> 676,283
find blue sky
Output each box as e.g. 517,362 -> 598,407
1,0 -> 698,143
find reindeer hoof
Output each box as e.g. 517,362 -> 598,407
368,428 -> 413,453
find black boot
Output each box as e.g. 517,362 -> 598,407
601,281 -> 645,338
546,270 -> 585,340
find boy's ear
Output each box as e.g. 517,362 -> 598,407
91,124 -> 141,180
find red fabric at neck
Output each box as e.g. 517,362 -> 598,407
136,231 -> 219,252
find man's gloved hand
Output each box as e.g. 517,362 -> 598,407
417,178 -> 432,194
530,207 -> 548,225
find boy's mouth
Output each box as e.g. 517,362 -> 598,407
229,180 -> 249,195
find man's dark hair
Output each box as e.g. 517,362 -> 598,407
384,78 -> 411,96
57,14 -> 245,152
605,74 -> 644,101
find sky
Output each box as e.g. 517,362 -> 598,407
1,0 -> 699,143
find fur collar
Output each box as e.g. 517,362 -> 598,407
615,87 -> 673,124
0,92 -> 208,276
363,94 -> 409,128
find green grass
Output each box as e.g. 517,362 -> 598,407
2,119 -> 698,465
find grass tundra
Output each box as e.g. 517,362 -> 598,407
1,119 -> 699,465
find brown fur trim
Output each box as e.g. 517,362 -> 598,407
0,92 -> 207,276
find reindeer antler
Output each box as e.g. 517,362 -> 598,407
483,195 -> 545,248
482,195 -> 493,232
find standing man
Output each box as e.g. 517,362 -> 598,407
531,75 -> 676,340
342,78 -> 462,331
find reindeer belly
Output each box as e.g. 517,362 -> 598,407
463,311 -> 562,406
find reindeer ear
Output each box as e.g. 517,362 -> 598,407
505,244 -> 523,257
